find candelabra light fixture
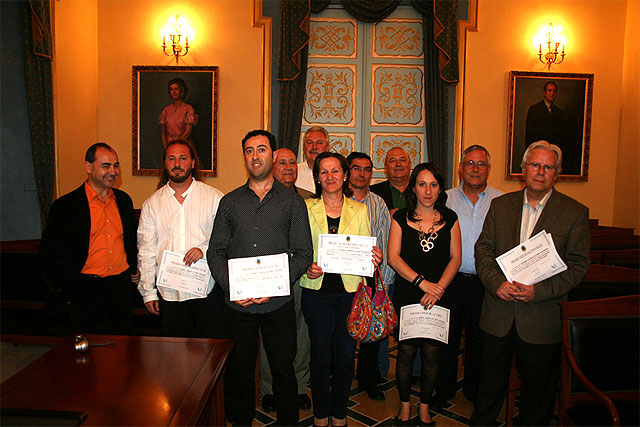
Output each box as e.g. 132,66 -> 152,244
162,14 -> 191,63
536,22 -> 566,70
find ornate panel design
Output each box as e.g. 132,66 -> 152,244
309,18 -> 357,58
373,20 -> 423,58
328,133 -> 355,157
303,65 -> 356,127
371,65 -> 424,127
370,133 -> 423,171
297,132 -> 355,159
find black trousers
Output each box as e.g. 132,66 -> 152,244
158,285 -> 228,338
225,301 -> 298,426
356,340 -> 381,387
70,271 -> 132,335
436,273 -> 484,398
470,324 -> 560,426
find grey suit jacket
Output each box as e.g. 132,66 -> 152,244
475,188 -> 590,344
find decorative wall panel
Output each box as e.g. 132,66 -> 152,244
373,20 -> 423,58
303,65 -> 356,126
371,65 -> 424,127
309,18 -> 357,59
370,133 -> 423,171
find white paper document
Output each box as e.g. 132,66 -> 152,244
496,230 -> 568,286
156,250 -> 211,297
399,304 -> 450,344
228,253 -> 290,301
317,234 -> 376,277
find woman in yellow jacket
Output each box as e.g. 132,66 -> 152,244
301,152 -> 382,427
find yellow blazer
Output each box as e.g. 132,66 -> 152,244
300,196 -> 371,292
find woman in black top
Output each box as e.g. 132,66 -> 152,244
388,163 -> 462,426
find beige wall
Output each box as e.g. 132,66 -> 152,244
55,0 -> 264,207
463,0 -> 635,227
613,0 -> 640,232
54,0 -> 99,194
54,0 -> 638,228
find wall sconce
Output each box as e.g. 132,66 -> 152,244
536,23 -> 566,70
162,14 -> 191,63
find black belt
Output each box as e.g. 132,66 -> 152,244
457,272 -> 478,279
79,271 -> 127,280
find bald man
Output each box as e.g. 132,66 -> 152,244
370,147 -> 412,212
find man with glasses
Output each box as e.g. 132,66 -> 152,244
433,146 -> 503,407
471,140 -> 590,426
346,152 -> 395,401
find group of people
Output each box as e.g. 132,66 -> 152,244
39,123 -> 590,426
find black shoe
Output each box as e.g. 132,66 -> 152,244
261,394 -> 276,412
298,393 -> 311,409
430,393 -> 448,409
365,384 -> 385,401
393,416 -> 410,426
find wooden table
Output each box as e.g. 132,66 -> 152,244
1,335 -> 234,425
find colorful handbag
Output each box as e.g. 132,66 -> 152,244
346,268 -> 398,342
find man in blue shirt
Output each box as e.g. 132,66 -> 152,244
434,145 -> 503,406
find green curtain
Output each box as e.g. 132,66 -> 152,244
21,0 -> 55,225
277,0 -> 459,165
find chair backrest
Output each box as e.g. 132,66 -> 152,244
560,295 -> 640,395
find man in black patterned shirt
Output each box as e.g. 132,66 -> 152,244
207,129 -> 313,426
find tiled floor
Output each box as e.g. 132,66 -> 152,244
247,337 -> 512,426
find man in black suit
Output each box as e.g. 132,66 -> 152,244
40,143 -> 138,334
525,81 -> 564,146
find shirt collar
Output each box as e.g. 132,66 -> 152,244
524,187 -> 553,210
84,181 -> 114,202
166,177 -> 196,197
350,187 -> 371,203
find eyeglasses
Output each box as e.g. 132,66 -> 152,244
462,160 -> 488,169
525,162 -> 557,173
350,166 -> 373,173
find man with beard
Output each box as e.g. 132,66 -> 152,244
137,139 -> 226,338
40,143 -> 138,334
208,130 -> 313,426
296,126 -> 330,193
370,146 -> 412,214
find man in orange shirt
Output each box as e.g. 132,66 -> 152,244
40,143 -> 138,334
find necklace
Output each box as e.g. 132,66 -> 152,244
324,197 -> 344,210
417,211 -> 439,252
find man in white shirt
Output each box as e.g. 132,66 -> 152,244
137,140 -> 226,338
296,126 -> 330,193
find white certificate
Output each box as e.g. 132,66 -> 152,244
156,250 -> 211,297
496,230 -> 568,286
317,234 -> 376,277
399,304 -> 450,344
228,253 -> 290,301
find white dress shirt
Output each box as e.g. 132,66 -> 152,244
296,162 -> 315,193
137,178 -> 224,303
520,188 -> 553,243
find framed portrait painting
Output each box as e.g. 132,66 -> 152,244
132,65 -> 218,176
506,71 -> 593,181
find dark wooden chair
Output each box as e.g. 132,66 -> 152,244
557,295 -> 640,426
590,234 -> 640,250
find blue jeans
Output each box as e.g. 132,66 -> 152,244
302,289 -> 357,419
